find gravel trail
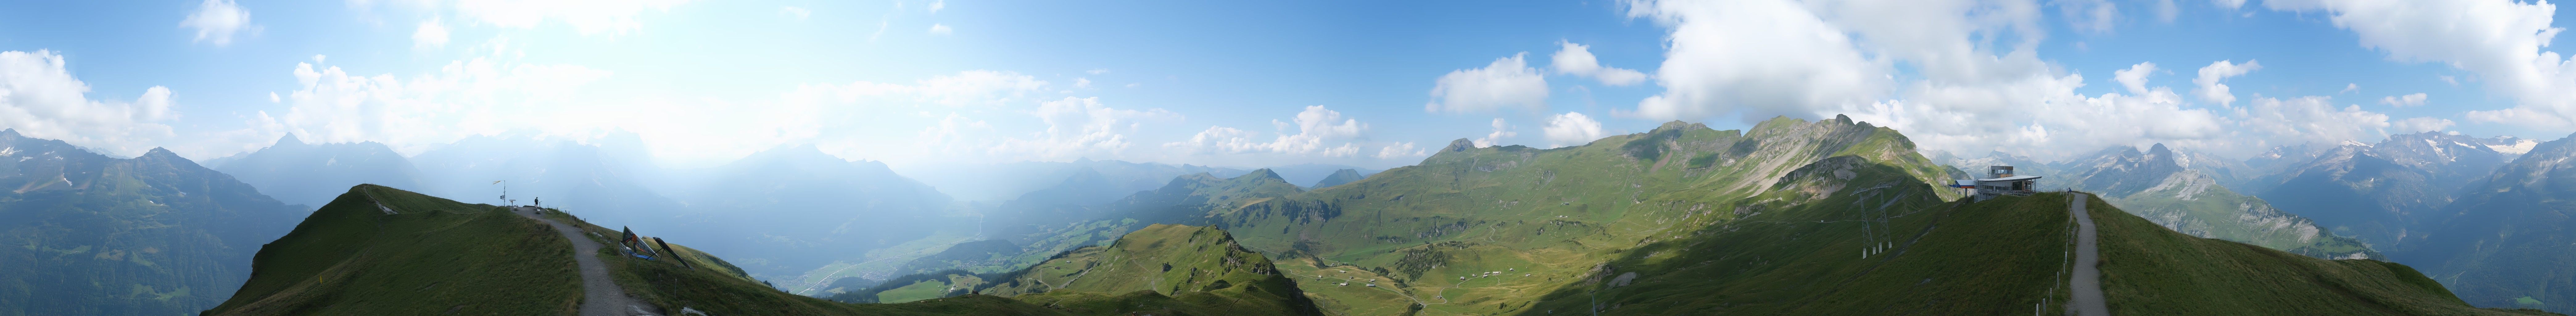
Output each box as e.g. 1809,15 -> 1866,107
515,206 -> 655,316
2069,194 -> 2111,316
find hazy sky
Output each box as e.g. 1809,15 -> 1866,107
2,0 -> 2572,170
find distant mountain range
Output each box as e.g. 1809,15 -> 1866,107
203,134 -> 421,209
0,129 -> 303,315
1946,131 -> 2576,313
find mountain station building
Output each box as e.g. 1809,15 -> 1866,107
1958,166 -> 2041,201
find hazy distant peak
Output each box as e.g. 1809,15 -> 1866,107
0,128 -> 17,138
275,133 -> 304,147
1237,168 -> 1284,182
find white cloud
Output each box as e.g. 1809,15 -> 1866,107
2193,60 -> 2260,106
2380,93 -> 2426,107
2341,83 -> 2359,94
1619,0 -> 2423,160
1087,69 -> 1110,75
1375,142 -> 1426,159
1473,118 -> 1515,147
2393,117 -> 2456,133
1426,53 -> 1549,113
0,51 -> 182,156
1074,77 -> 1092,89
413,19 -> 451,48
1541,112 -> 1606,148
1551,41 -> 1648,86
180,0 -> 252,45
1163,105 -> 1368,157
1623,0 -> 1889,121
2114,62 -> 2158,95
2263,0 -> 2576,130
779,6 -> 811,21
928,23 -> 953,35
274,56 -> 612,152
929,0 -> 947,13
990,97 -> 1180,160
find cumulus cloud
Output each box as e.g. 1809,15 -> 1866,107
928,24 -> 953,35
1375,142 -> 1426,159
1623,0 -> 1888,122
991,97 -> 1181,160
0,51 -> 182,156
1426,53 -> 1548,113
2193,60 -> 2260,106
929,0 -> 947,13
1541,112 -> 1606,148
1163,105 -> 1367,157
2393,117 -> 2456,133
1473,118 -> 1515,147
2341,83 -> 2359,94
2263,0 -> 2576,130
1615,0 -> 2424,160
1551,41 -> 1648,86
413,19 -> 451,48
181,0 -> 252,45
2380,93 -> 2426,107
274,56 -> 611,152
2114,62 -> 2158,95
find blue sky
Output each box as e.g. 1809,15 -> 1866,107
1,0 -> 2570,171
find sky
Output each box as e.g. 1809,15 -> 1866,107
2,0 -> 2574,172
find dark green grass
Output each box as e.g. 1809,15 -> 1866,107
202,185 -> 580,315
1508,159 -> 2071,315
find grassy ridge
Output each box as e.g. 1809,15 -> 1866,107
1504,156 -> 2065,315
202,184 -> 580,315
209,185 -> 1325,316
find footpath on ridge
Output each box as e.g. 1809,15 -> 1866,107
514,206 -> 657,316
2069,193 -> 2110,316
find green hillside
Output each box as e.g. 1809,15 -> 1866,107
0,130 -> 304,316
201,185 -> 583,315
209,184 -> 1321,316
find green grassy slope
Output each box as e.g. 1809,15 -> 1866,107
1207,117 -> 1960,315
202,184 -> 581,315
210,184 -> 1322,316
979,224 -> 1323,316
1503,156 -> 2053,315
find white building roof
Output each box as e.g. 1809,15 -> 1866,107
1976,175 -> 2042,182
